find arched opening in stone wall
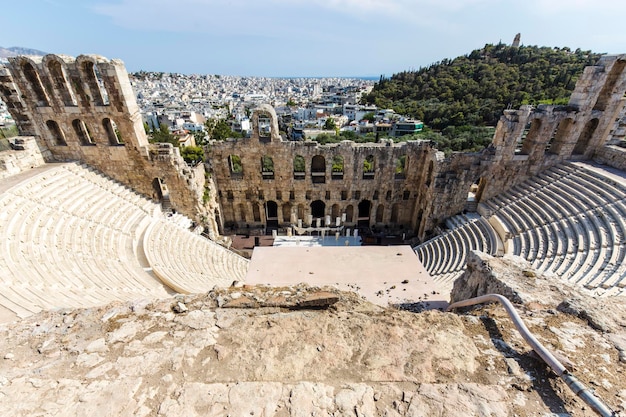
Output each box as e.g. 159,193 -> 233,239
390,203 -> 400,223
22,62 -> 49,107
81,61 -> 109,106
345,205 -> 354,223
357,200 -> 372,227
252,203 -> 261,222
593,60 -> 626,111
519,119 -> 541,155
152,178 -> 164,201
416,209 -> 424,237
214,208 -> 223,235
282,203 -> 292,223
297,204 -> 305,221
425,160 -> 434,187
363,155 -> 375,180
331,204 -> 340,220
46,60 -> 76,107
265,200 -> 278,228
228,155 -> 243,178
310,200 -> 325,219
547,118 -> 573,155
375,204 -> 384,223
103,118 -> 123,145
311,155 -> 326,184
331,155 -> 344,180
261,155 -> 274,180
258,112 -> 271,143
45,120 -> 67,146
239,203 -> 247,222
467,177 -> 486,211
72,119 -> 93,145
293,155 -> 305,179
573,118 -> 599,155
395,155 -> 407,179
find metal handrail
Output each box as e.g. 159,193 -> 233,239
447,294 -> 616,417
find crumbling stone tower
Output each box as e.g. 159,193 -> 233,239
0,54 -> 220,236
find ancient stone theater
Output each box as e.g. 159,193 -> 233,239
2,51 -> 626,416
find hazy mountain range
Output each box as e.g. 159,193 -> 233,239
0,46 -> 48,62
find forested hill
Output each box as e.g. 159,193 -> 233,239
363,44 -> 602,130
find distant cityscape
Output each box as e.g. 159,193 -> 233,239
132,71 -> 421,144
0,48 -> 424,143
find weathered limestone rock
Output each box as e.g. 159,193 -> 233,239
0,281 -> 624,416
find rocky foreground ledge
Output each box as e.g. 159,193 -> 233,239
1,253 -> 625,416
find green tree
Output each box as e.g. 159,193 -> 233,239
293,155 -> 305,172
205,119 -> 241,141
362,112 -> 376,122
180,146 -> 204,164
150,123 -> 177,146
362,44 -> 601,131
324,117 -> 336,130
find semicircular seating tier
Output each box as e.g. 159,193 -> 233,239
478,161 -> 626,296
414,213 -> 501,286
0,162 -> 249,321
143,219 -> 249,294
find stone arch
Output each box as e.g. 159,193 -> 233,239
297,204 -> 305,221
416,209 -> 424,236
282,202 -> 292,223
310,200 -> 325,218
593,60 -> 626,111
228,154 -> 243,178
394,155 -> 407,179
345,205 -> 354,223
44,56 -> 77,107
547,118 -> 573,155
252,202 -> 262,222
261,155 -> 274,180
152,178 -> 164,200
331,204 -> 340,220
390,203 -> 400,223
21,60 -> 50,107
45,120 -> 67,146
357,200 -> 372,227
103,118 -> 122,145
311,155 -> 326,184
468,177 -> 486,209
363,155 -> 375,179
293,155 -> 305,179
573,118 -> 599,155
331,155 -> 344,179
265,200 -> 278,227
239,203 -> 247,222
425,160 -> 434,187
77,57 -> 109,106
519,118 -> 541,155
375,204 -> 384,223
251,104 -> 280,142
72,119 -> 93,145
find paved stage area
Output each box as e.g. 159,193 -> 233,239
245,245 -> 448,309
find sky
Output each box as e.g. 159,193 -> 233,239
2,0 -> 626,77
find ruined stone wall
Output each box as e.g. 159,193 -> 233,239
0,137 -> 49,179
2,53 -> 625,242
209,122 -> 438,235
0,55 -> 214,233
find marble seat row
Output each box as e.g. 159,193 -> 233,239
143,219 -> 249,294
414,214 -> 500,285
483,161 -> 626,295
0,163 -> 174,319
